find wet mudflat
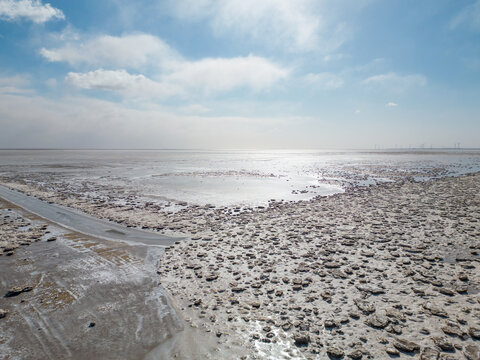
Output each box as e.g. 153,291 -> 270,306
0,200 -> 222,360
0,185 -> 181,247
158,174 -> 480,359
1,171 -> 480,359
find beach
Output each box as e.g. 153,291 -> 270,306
0,151 -> 479,359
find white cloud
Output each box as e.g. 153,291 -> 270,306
42,33 -> 290,98
385,102 -> 398,107
166,55 -> 289,93
305,72 -> 344,89
0,74 -> 32,94
65,55 -> 289,99
169,0 -> 348,52
65,69 -> 184,99
0,0 -> 64,23
40,33 -> 180,70
363,72 -> 427,90
450,0 -> 480,31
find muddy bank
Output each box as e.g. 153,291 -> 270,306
0,199 -> 220,359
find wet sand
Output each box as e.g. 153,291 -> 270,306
0,199 -> 224,360
1,174 -> 480,359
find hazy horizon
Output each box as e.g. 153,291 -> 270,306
1,147 -> 480,151
1,0 -> 479,149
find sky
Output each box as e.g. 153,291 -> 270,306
0,0 -> 479,149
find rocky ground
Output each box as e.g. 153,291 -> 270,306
1,174 -> 479,359
157,174 -> 480,359
0,202 -> 50,256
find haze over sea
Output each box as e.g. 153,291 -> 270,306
1,149 -> 479,207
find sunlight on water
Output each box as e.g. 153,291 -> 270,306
0,149 -> 479,207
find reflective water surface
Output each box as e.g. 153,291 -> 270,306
1,149 -> 479,207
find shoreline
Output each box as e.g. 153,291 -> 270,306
1,174 -> 480,359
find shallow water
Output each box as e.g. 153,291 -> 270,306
0,185 -> 181,246
0,149 -> 479,207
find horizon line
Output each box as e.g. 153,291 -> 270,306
0,147 -> 479,151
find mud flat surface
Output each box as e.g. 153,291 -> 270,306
157,174 -> 480,359
1,173 -> 480,359
0,199 -> 224,360
0,184 -> 180,246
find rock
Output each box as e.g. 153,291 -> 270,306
5,285 -> 33,298
365,314 -> 390,329
205,274 -> 218,281
326,346 -> 344,358
441,324 -> 464,338
361,250 -> 374,257
47,237 -> 57,242
354,299 -> 375,314
385,347 -> 400,356
5,286 -> 23,297
324,319 -> 337,328
423,302 -> 448,318
349,311 -> 360,319
356,284 -> 385,295
231,287 -> 245,293
420,347 -> 440,360
393,338 -> 421,353
438,287 -> 455,296
293,333 -> 310,346
250,301 -> 261,309
469,326 -> 480,340
412,287 -> 426,296
0,309 -> 8,318
386,324 -> 402,335
347,350 -> 363,359
385,308 -> 406,322
431,336 -> 454,352
464,344 -> 480,360
420,328 -> 431,335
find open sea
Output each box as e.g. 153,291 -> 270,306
1,149 -> 479,208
